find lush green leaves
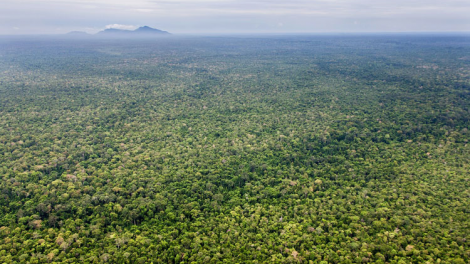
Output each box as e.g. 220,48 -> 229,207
0,35 -> 469,263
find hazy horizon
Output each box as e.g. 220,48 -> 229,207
1,0 -> 469,35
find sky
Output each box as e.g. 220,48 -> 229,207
1,0 -> 469,35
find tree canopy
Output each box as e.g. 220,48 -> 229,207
0,35 -> 469,263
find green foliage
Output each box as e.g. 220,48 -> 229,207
0,35 -> 469,263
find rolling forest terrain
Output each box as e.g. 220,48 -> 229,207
0,34 -> 469,263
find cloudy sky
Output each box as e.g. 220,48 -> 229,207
1,0 -> 469,34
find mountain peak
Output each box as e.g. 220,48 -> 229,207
134,26 -> 170,34
98,26 -> 170,36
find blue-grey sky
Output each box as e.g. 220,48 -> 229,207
1,0 -> 469,34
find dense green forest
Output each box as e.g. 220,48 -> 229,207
0,35 -> 469,263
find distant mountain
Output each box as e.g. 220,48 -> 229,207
98,28 -> 132,35
134,26 -> 170,35
97,26 -> 170,36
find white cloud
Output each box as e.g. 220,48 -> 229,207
105,24 -> 138,30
